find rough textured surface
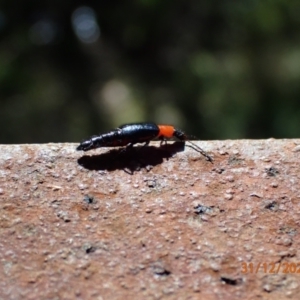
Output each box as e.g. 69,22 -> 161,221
1,140 -> 300,299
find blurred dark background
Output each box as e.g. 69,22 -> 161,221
1,0 -> 300,144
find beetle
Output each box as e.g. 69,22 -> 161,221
76,122 -> 212,162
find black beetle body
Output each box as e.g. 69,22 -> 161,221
77,123 -> 160,151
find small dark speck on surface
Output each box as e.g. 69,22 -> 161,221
83,243 -> 97,254
84,194 -> 94,204
152,262 -> 171,277
265,167 -> 279,177
194,204 -> 214,215
264,201 -> 279,211
220,276 -> 242,286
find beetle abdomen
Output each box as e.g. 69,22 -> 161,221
118,123 -> 159,143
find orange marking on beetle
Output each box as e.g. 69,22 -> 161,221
157,125 -> 175,138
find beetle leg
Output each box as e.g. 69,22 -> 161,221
118,143 -> 135,154
133,141 -> 150,152
159,137 -> 168,146
126,142 -> 135,149
141,141 -> 150,148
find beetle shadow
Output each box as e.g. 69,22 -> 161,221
77,142 -> 185,173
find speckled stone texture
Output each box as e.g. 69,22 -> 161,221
1,140 -> 300,299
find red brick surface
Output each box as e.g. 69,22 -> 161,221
1,140 -> 300,299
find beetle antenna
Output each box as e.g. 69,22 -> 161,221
186,140 -> 213,162
184,134 -> 213,162
173,130 -> 213,162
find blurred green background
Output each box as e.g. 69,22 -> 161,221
1,0 -> 300,144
